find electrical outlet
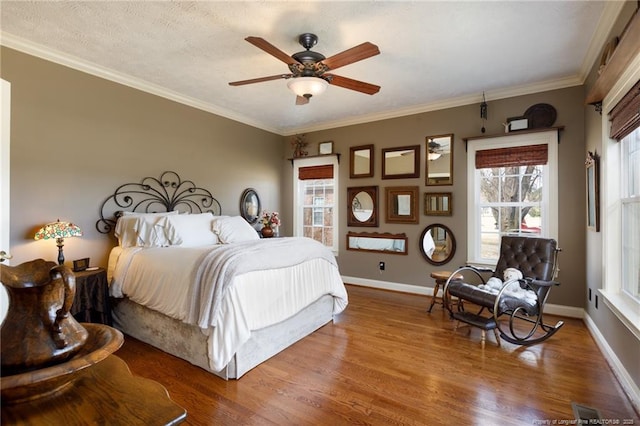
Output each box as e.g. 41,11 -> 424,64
589,288 -> 592,301
379,261 -> 385,271
595,294 -> 599,309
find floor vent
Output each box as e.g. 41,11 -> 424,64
571,402 -> 603,422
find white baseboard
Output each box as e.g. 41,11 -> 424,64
343,276 -> 583,318
584,313 -> 640,415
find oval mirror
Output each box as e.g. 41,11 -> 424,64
239,188 -> 261,224
419,223 -> 456,265
347,186 -> 378,227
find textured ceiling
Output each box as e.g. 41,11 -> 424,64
0,1 -> 617,135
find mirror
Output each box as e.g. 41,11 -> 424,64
350,144 -> 374,178
424,192 -> 452,216
239,188 -> 261,224
586,151 -> 599,232
346,232 -> 408,255
425,134 -> 453,186
347,186 -> 378,227
419,224 -> 456,265
385,186 -> 419,224
382,145 -> 420,179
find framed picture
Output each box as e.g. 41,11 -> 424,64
349,144 -> 374,178
586,151 -> 600,232
424,192 -> 452,216
382,145 -> 420,179
347,186 -> 378,227
73,257 -> 90,272
319,141 -> 334,155
385,186 -> 419,224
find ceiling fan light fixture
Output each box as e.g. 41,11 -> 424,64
287,77 -> 328,99
428,152 -> 442,161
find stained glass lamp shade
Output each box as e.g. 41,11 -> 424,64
34,220 -> 83,265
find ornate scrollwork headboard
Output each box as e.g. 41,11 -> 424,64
96,171 -> 222,234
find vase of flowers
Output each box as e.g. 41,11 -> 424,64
260,211 -> 281,238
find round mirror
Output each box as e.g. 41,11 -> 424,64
239,188 -> 261,224
352,191 -> 374,222
419,223 -> 456,265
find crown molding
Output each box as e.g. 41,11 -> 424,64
0,33 -> 282,135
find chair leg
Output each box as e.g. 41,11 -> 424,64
493,328 -> 501,347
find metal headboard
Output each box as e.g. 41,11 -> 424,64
96,171 -> 222,234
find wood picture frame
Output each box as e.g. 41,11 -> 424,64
425,134 -> 453,186
318,141 -> 334,155
382,145 -> 420,179
586,151 -> 600,232
349,144 -> 374,178
424,192 -> 452,216
346,231 -> 408,255
347,186 -> 378,227
385,186 -> 419,224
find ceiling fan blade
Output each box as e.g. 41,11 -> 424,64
326,74 -> 380,95
245,36 -> 297,65
229,74 -> 291,86
296,95 -> 309,105
321,42 -> 380,71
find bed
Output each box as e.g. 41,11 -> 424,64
96,171 -> 348,379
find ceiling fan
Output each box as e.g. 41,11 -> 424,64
427,139 -> 444,161
228,33 -> 380,105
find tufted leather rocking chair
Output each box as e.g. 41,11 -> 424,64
443,236 -> 563,346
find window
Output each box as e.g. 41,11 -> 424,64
602,74 -> 640,338
467,131 -> 558,265
293,156 -> 339,253
621,129 -> 640,303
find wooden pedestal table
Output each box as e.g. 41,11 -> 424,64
1,355 -> 186,425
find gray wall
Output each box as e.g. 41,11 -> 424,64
1,47 -> 284,267
284,86 -> 586,308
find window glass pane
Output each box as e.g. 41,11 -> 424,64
622,128 -> 640,303
480,170 -> 500,203
626,130 -> 640,197
622,200 -> 640,300
475,157 -> 547,262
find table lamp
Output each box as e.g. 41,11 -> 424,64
34,219 -> 83,265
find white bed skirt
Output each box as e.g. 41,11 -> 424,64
112,295 -> 336,379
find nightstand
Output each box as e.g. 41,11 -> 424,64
72,267 -> 112,326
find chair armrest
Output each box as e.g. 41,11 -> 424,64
465,265 -> 494,274
524,277 -> 560,288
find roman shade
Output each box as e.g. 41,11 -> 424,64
298,165 -> 334,180
609,79 -> 640,141
475,144 -> 548,169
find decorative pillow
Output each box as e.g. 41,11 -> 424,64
212,216 -> 260,244
114,211 -> 178,248
163,212 -> 220,247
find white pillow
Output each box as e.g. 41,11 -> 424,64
212,216 -> 260,243
164,212 -> 220,247
114,211 -> 178,248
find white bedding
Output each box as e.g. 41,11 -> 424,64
108,237 -> 348,371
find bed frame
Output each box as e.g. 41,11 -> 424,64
97,171 -> 338,379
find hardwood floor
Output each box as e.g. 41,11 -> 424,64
115,284 -> 639,425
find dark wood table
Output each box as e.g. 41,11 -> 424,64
1,355 -> 186,425
72,267 -> 112,326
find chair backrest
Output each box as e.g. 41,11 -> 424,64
494,236 -> 558,282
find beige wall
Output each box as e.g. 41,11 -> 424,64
1,47 -> 284,267
285,86 -> 587,308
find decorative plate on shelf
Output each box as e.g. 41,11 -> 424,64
524,103 -> 557,128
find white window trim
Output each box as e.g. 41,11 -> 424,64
600,52 -> 640,340
466,130 -> 559,266
292,155 -> 339,254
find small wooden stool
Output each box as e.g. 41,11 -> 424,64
427,270 -> 463,313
